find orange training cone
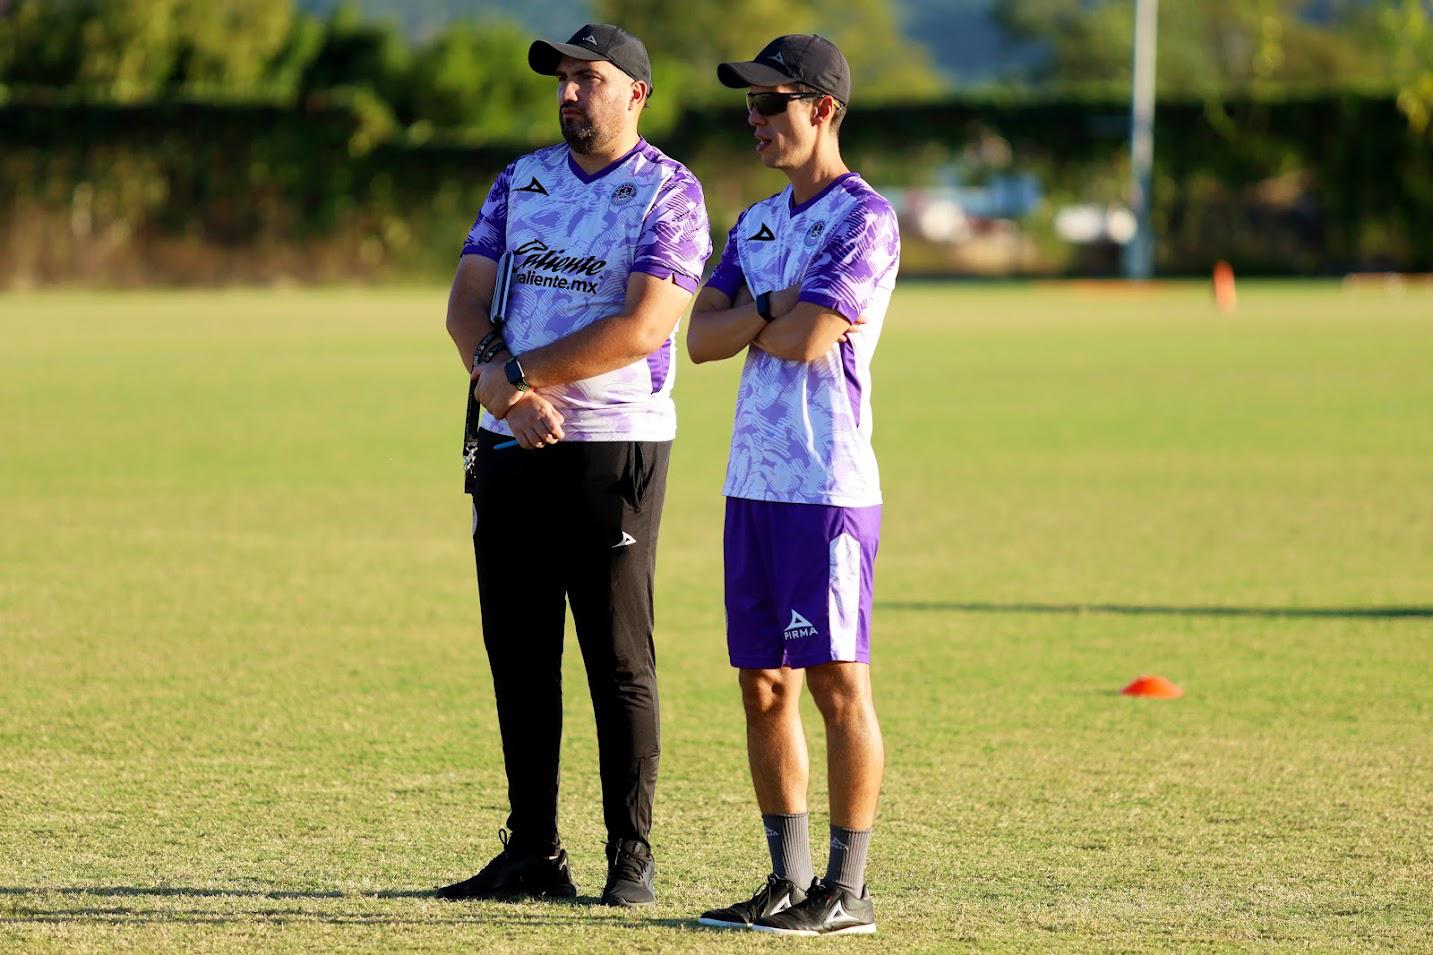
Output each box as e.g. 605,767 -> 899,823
1121,675 -> 1183,699
1212,260 -> 1237,313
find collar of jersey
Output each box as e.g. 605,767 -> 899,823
788,171 -> 859,217
566,138 -> 647,185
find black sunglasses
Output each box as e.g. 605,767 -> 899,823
746,91 -> 823,116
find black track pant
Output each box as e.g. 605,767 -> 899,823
470,428 -> 669,850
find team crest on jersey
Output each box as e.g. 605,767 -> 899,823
611,183 -> 637,206
804,221 -> 827,248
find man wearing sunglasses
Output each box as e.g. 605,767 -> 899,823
438,23 -> 711,907
686,34 -> 900,937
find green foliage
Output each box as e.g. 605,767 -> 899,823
995,0 -> 1401,94
596,0 -> 943,104
406,19 -> 553,141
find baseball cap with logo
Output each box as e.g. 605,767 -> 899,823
529,23 -> 653,93
717,34 -> 851,106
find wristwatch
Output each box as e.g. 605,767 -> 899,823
504,356 -> 531,393
755,290 -> 775,322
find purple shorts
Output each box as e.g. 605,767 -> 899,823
723,497 -> 881,670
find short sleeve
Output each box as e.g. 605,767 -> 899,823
461,163 -> 515,260
797,198 -> 901,323
632,170 -> 713,293
703,213 -> 747,299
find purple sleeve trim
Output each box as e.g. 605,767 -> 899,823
632,262 -> 699,292
704,260 -> 744,298
703,214 -> 747,298
798,289 -> 858,323
461,243 -> 500,260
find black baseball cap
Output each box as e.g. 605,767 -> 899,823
529,24 -> 653,93
718,34 -> 851,106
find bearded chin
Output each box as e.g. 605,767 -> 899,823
561,117 -> 600,154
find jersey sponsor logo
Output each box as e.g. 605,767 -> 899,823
748,223 -> 776,242
512,238 -> 606,294
804,221 -> 827,248
515,176 -> 549,196
611,183 -> 637,206
784,609 -> 818,640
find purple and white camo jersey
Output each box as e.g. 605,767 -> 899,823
705,173 -> 900,507
462,139 -> 711,441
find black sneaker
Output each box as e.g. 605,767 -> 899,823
600,838 -> 655,907
435,829 -> 577,901
698,873 -> 807,929
751,878 -> 876,936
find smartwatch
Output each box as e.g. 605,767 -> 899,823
755,290 -> 775,322
504,356 -> 531,393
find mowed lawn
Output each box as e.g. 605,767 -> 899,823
1,283 -> 1430,953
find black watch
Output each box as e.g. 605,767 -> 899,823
504,356 -> 531,393
755,290 -> 775,322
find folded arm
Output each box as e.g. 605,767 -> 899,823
475,271 -> 692,418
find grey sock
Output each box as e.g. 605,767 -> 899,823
762,813 -> 814,890
825,825 -> 872,894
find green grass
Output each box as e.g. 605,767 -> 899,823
1,282 -> 1431,952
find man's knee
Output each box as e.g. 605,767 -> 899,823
739,668 -> 802,720
807,663 -> 872,723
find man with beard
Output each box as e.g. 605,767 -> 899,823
437,24 -> 711,907
685,36 -> 899,935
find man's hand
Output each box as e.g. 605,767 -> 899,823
839,314 -> 868,342
474,360 -> 521,419
505,393 -> 566,449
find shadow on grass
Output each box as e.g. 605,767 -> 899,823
0,887 -> 700,929
877,601 -> 1433,620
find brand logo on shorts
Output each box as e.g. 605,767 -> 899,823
613,531 -> 637,549
804,221 -> 827,248
784,609 -> 818,640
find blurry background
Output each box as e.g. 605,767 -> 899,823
2,0 -> 1431,286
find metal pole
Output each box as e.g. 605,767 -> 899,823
1124,0 -> 1158,279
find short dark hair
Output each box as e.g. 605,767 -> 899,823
794,82 -> 845,135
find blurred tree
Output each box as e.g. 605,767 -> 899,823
596,0 -> 942,104
296,2 -> 411,113
994,0 -> 1391,93
819,0 -> 943,101
0,0 -> 182,98
406,19 -> 555,140
170,0 -> 295,95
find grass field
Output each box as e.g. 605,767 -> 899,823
2,283 -> 1431,953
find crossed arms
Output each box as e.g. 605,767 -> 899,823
686,283 -> 857,364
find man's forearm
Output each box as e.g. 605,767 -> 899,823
687,302 -> 767,363
518,312 -> 671,389
447,305 -> 500,371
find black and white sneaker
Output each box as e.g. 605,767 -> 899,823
698,873 -> 807,929
751,878 -> 876,936
435,829 -> 577,901
600,838 -> 656,907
